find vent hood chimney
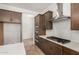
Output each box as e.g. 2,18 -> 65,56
53,3 -> 70,22
57,3 -> 63,17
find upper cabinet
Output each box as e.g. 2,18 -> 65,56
0,9 -> 11,22
0,9 -> 22,23
71,3 -> 79,30
11,11 -> 21,23
44,11 -> 53,30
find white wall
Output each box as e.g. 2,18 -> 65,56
41,3 -> 71,18
41,3 -> 59,18
22,13 -> 35,39
63,3 -> 71,16
0,4 -> 38,14
47,19 -> 79,43
42,3 -> 79,43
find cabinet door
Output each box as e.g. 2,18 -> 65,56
43,39 -> 62,55
62,46 -> 79,55
36,37 -> 62,55
0,9 -> 11,22
71,3 -> 79,30
44,11 -> 53,29
48,41 -> 62,55
40,15 -> 46,35
36,37 -> 49,54
11,12 -> 21,23
0,23 -> 3,45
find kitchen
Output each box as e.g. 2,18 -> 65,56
0,3 -> 79,55
35,3 -> 79,55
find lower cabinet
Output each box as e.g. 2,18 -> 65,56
62,46 -> 79,55
35,37 -> 62,55
35,37 -> 79,55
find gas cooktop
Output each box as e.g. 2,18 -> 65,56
47,36 -> 70,44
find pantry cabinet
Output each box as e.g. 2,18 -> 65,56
0,9 -> 22,45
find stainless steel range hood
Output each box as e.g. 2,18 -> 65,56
52,3 -> 70,22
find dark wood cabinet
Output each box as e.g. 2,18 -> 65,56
35,37 -> 62,55
47,40 -> 62,55
35,14 -> 46,35
0,9 -> 11,22
44,11 -> 53,30
0,9 -> 21,23
11,11 -> 21,23
0,23 -> 3,45
35,37 -> 79,55
62,46 -> 79,55
0,9 -> 22,45
43,39 -> 62,55
71,3 -> 79,30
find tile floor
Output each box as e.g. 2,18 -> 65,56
23,39 -> 44,55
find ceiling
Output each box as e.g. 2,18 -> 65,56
3,3 -> 52,12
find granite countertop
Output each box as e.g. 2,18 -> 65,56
39,35 -> 79,52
